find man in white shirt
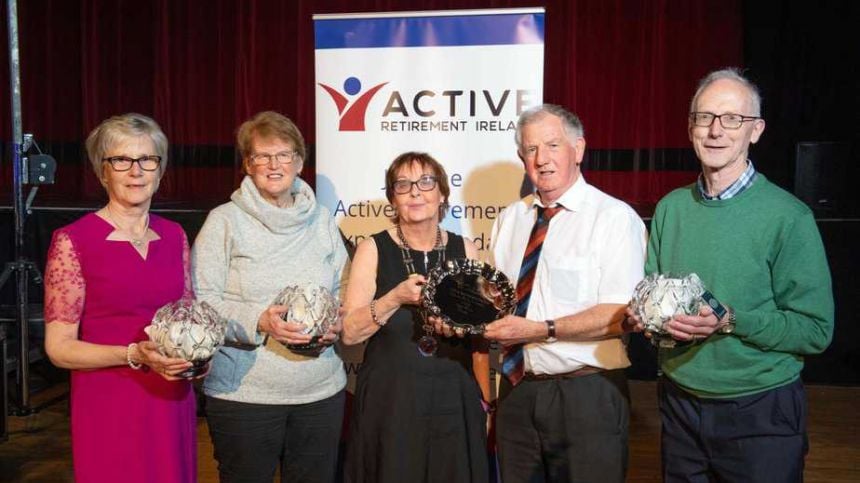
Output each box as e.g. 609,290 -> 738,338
485,104 -> 646,482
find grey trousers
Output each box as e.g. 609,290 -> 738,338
496,369 -> 630,483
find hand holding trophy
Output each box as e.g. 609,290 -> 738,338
630,273 -> 714,348
146,299 -> 226,378
273,285 -> 339,356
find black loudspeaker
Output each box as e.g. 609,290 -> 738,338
794,142 -> 859,217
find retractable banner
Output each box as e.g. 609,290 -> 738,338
314,9 -> 544,394
314,8 -> 545,252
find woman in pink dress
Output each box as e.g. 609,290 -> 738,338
43,113 -> 197,483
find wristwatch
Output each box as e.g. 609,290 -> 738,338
545,319 -> 557,343
718,308 -> 736,334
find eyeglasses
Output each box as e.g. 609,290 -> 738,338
690,112 -> 761,130
102,155 -> 162,172
392,175 -> 438,194
249,151 -> 299,166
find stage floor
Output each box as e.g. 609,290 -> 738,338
1,380 -> 858,482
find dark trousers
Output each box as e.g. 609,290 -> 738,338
659,377 -> 808,483
496,369 -> 630,483
206,391 -> 345,483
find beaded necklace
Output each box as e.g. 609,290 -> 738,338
395,223 -> 445,356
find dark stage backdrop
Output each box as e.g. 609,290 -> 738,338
0,0 -> 749,209
0,1 -> 857,382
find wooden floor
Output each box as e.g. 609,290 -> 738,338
1,381 -> 858,482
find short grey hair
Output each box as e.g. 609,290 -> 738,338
515,104 -> 585,153
85,113 -> 169,179
690,68 -> 762,116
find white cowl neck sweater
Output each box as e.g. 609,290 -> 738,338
192,176 -> 347,404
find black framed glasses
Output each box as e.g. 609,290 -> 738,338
102,155 -> 162,172
690,112 -> 761,130
249,151 -> 299,166
392,175 -> 438,194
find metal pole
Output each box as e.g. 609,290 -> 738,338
6,0 -> 31,414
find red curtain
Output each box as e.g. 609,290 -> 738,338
0,0 -> 742,209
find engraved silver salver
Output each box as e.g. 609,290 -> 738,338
146,299 -> 226,378
273,285 -> 339,355
630,273 -> 705,348
421,258 -> 517,335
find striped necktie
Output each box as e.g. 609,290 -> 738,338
501,204 -> 563,386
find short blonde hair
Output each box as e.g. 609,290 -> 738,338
236,111 -> 306,161
85,113 -> 168,179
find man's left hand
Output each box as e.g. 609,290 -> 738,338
484,315 -> 547,347
663,305 -> 726,342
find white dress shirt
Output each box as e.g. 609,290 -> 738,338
490,176 -> 647,374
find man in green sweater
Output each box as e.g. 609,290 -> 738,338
629,68 -> 834,481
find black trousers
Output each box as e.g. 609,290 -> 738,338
206,391 -> 345,483
496,369 -> 630,483
659,377 -> 808,483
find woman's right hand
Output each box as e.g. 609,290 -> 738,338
391,274 -> 426,306
257,304 -> 314,346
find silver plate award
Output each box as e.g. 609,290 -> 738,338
146,299 -> 226,378
273,285 -> 339,355
421,259 -> 517,335
630,273 -> 705,348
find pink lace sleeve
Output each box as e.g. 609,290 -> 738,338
182,231 -> 194,299
44,230 -> 85,324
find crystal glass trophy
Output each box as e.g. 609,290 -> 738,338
630,273 -> 705,348
273,285 -> 339,355
146,299 -> 226,377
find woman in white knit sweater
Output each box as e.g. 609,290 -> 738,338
192,111 -> 348,483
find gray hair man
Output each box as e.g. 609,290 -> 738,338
485,103 -> 647,482
628,68 -> 834,481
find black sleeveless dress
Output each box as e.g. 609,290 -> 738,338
344,230 -> 489,483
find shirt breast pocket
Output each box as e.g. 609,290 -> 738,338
548,256 -> 597,306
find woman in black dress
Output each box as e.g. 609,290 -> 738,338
342,152 -> 490,483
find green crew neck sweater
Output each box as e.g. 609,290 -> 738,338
646,175 -> 834,398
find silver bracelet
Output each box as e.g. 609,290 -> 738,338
370,299 -> 386,327
127,343 -> 142,370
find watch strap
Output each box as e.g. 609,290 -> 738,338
545,319 -> 557,342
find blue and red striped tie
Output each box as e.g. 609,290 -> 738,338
502,205 -> 562,386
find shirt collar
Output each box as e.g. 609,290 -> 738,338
697,160 -> 757,201
530,175 -> 588,212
